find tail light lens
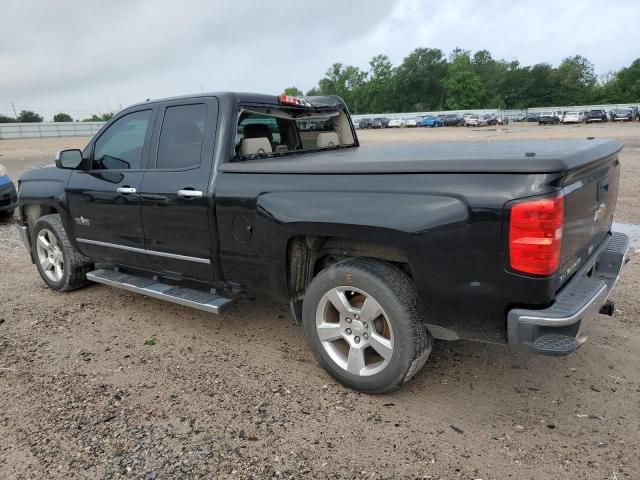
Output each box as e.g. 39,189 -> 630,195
509,195 -> 564,275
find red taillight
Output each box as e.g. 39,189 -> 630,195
509,195 -> 564,275
278,95 -> 310,107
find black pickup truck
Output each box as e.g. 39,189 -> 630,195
16,92 -> 629,393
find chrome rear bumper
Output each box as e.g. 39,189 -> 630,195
507,231 -> 629,354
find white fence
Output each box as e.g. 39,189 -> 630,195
0,122 -> 105,140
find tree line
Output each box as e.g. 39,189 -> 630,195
3,48 -> 639,122
0,111 -> 114,123
285,48 -> 640,114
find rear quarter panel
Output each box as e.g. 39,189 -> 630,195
215,171 -> 565,342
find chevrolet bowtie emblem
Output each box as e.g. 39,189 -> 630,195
594,203 -> 606,223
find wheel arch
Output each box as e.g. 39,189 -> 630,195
286,235 -> 411,302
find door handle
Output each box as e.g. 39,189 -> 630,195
117,187 -> 137,194
177,189 -> 203,198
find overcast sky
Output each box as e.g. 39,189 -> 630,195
1,0 -> 639,120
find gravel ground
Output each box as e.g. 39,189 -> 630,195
1,123 -> 639,479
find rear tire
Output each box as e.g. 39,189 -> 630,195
31,214 -> 94,292
302,258 -> 432,393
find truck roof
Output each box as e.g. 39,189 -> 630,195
128,92 -> 345,109
220,139 -> 623,174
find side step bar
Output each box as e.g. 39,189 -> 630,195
86,269 -> 233,314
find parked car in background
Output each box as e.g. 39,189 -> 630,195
374,117 -> 390,128
352,119 -> 361,130
357,118 -> 372,129
388,118 -> 405,128
484,114 -> 499,126
497,115 -> 509,125
610,109 -> 634,122
538,111 -> 560,125
562,111 -> 584,124
0,163 -> 17,220
422,115 -> 444,128
525,113 -> 540,122
443,114 -> 463,126
464,115 -> 485,127
405,117 -> 421,128
370,118 -> 383,129
511,113 -> 526,122
585,109 -> 608,123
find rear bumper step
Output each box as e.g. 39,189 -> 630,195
86,269 -> 233,314
507,231 -> 629,355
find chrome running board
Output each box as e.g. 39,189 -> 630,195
86,268 -> 232,314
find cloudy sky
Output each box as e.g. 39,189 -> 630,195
1,0 -> 639,120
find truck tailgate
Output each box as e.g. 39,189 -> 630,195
558,152 -> 621,286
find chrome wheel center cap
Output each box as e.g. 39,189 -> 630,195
350,319 -> 365,335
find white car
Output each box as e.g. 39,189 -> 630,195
388,118 -> 406,128
562,111 -> 583,124
405,117 -> 421,128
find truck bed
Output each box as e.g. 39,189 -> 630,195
221,139 -> 623,174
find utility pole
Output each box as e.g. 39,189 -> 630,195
11,102 -> 19,122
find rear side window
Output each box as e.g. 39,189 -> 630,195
93,110 -> 151,170
156,104 -> 207,169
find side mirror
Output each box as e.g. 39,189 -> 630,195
55,149 -> 83,169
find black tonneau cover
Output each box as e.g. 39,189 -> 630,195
220,139 -> 622,174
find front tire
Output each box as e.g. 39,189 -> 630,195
302,258 -> 432,393
31,214 -> 94,291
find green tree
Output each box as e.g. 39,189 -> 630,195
598,58 -> 640,103
394,47 -> 448,111
283,86 -> 303,96
526,63 -> 558,107
501,61 -> 533,109
17,110 -> 43,122
82,113 -> 114,122
53,112 -> 73,122
0,114 -> 16,123
553,55 -> 597,105
363,54 -> 395,113
444,52 -> 485,109
316,63 -> 368,113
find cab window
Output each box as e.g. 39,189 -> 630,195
93,110 -> 152,170
156,104 -> 207,169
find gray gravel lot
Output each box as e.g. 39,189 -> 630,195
1,123 -> 639,479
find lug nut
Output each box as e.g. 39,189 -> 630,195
345,317 -> 352,324
363,322 -> 368,329
354,336 -> 360,344
345,328 -> 352,335
363,333 -> 368,340
354,314 -> 360,320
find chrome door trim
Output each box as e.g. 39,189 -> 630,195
76,238 -> 211,264
77,238 -> 146,254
